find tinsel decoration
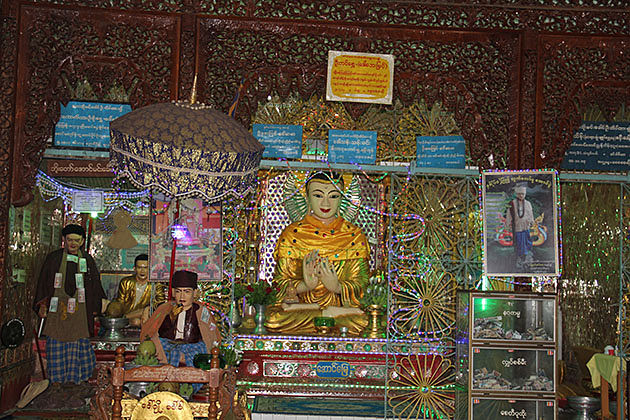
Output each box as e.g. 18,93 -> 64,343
388,353 -> 455,419
559,182 -> 621,354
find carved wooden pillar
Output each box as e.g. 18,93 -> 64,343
208,346 -> 220,420
0,14 -> 17,321
0,15 -> 25,413
111,346 -> 126,420
518,30 -> 539,169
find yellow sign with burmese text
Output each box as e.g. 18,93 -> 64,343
326,51 -> 394,104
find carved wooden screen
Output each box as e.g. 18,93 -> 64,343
535,35 -> 630,168
197,18 -> 520,170
11,3 -> 182,206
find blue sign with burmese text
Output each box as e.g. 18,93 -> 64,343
328,129 -> 377,164
315,361 -> 354,378
55,101 -> 131,148
416,135 -> 466,169
562,122 -> 630,172
253,124 -> 303,159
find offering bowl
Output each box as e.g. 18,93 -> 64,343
99,316 -> 129,340
567,396 -> 600,420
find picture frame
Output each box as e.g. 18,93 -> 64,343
150,198 -> 222,282
482,170 -> 560,277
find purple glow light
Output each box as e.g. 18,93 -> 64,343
171,224 -> 188,240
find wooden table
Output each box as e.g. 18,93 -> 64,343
587,353 -> 627,419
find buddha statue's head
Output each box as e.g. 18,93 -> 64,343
306,171 -> 344,223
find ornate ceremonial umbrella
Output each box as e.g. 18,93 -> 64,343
109,101 -> 264,201
109,100 -> 264,297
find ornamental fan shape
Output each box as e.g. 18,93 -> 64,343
390,267 -> 457,339
388,354 -> 455,419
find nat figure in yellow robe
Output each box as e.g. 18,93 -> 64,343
265,171 -> 369,335
113,254 -> 166,326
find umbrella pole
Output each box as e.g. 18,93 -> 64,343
86,216 -> 93,253
167,200 -> 180,300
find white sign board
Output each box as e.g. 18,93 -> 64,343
72,191 -> 104,213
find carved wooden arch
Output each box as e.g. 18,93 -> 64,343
535,35 -> 630,168
546,81 -> 630,168
197,17 -> 520,169
229,63 -> 401,132
229,63 -> 327,125
48,55 -> 154,108
11,55 -> 158,206
553,80 -> 630,165
394,72 -> 489,168
40,53 -> 160,141
11,3 -> 181,206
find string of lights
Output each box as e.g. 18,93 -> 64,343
36,170 -> 150,218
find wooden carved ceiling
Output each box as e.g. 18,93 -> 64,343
3,1 -> 629,208
11,3 -> 181,206
4,1 -> 630,33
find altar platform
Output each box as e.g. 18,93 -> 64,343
27,328 -> 450,418
234,332 -> 451,418
236,333 -> 388,399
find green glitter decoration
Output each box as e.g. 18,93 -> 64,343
560,182 -> 620,353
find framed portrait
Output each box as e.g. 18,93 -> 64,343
482,170 -> 560,277
150,198 -> 222,282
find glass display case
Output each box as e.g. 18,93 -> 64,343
471,293 -> 556,344
471,347 -> 555,393
458,292 -> 557,419
456,291 -> 470,387
471,397 -> 556,420
455,291 -> 470,420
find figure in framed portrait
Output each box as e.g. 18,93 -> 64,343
482,170 -> 559,277
504,183 -> 535,269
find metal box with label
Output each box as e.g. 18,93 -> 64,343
471,293 -> 556,344
471,397 -> 556,420
471,346 -> 555,394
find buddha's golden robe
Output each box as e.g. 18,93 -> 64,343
265,215 -> 370,335
114,275 -> 166,315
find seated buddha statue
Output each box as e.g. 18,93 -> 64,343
265,171 -> 369,336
